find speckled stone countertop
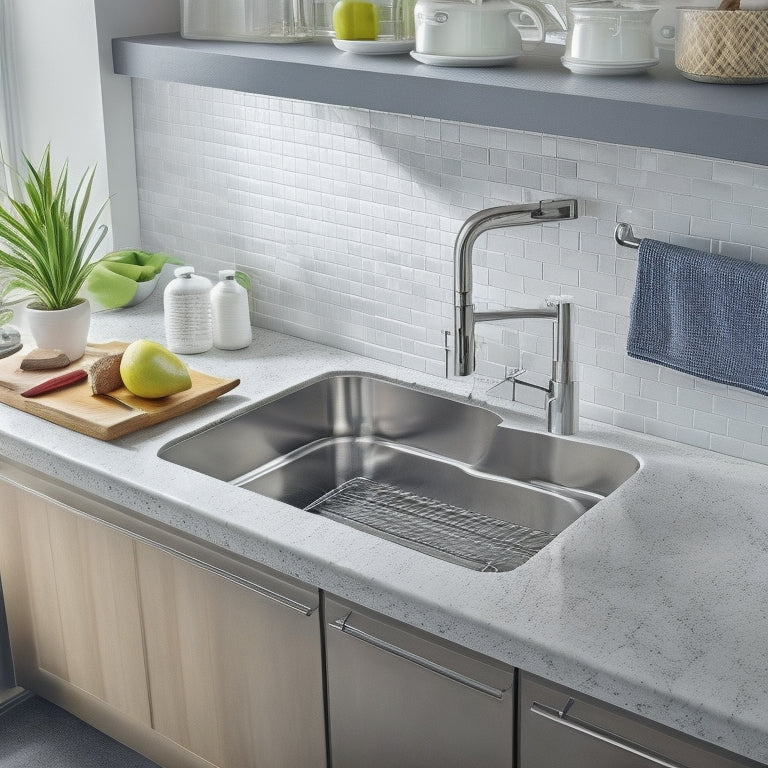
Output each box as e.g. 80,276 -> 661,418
2,296 -> 767,765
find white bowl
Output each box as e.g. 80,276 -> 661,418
124,275 -> 160,307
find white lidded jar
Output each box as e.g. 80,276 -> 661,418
211,270 -> 252,350
163,266 -> 213,354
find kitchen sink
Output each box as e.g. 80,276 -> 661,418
159,374 -> 638,571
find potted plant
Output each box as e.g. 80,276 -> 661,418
0,275 -> 21,359
0,145 -> 108,361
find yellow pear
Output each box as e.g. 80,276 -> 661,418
120,340 -> 192,399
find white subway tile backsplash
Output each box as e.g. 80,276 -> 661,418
733,182 -> 768,208
731,223 -> 768,249
653,210 -> 691,234
613,411 -> 645,432
744,442 -> 768,464
689,216 -> 731,242
728,419 -> 764,445
632,188 -> 673,211
710,434 -> 746,459
676,426 -> 711,450
594,382 -> 624,407
746,403 -> 768,427
640,379 -> 677,405
693,411 -> 729,436
663,155 -> 713,181
644,418 -> 678,441
671,194 -> 711,219
658,402 -> 694,428
132,81 -> 768,467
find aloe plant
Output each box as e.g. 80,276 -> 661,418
0,145 -> 108,310
0,275 -> 12,326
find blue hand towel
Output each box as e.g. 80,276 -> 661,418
627,239 -> 768,397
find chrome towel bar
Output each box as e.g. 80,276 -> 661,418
614,222 -> 641,249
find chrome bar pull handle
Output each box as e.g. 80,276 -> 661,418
331,617 -> 510,700
530,701 -> 688,768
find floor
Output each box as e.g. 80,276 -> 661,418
0,694 -> 161,768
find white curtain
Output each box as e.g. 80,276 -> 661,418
0,0 -> 22,199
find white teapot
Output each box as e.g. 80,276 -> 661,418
414,0 -> 546,57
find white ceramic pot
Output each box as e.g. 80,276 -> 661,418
25,299 -> 91,363
565,4 -> 658,63
414,0 -> 545,57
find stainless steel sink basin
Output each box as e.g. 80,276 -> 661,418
160,374 -> 638,571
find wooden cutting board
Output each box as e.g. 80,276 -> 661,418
0,341 -> 240,441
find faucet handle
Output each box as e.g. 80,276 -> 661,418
487,367 -> 551,405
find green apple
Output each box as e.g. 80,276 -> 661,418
332,0 -> 379,40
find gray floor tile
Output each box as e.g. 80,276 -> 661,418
0,695 -> 160,768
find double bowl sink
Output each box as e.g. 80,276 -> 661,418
159,374 -> 638,572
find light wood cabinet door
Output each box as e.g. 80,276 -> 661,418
0,479 -> 151,725
136,540 -> 326,768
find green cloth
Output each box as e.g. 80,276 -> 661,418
86,251 -> 182,309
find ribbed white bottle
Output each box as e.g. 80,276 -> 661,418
163,266 -> 213,354
211,270 -> 252,350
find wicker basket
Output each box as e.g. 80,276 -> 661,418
675,8 -> 768,83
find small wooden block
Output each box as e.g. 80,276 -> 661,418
88,352 -> 124,394
19,348 -> 71,371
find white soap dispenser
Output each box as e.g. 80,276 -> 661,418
163,266 -> 213,354
211,270 -> 252,350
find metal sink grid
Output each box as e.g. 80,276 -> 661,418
306,477 -> 557,573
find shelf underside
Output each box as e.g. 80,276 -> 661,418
113,33 -> 768,165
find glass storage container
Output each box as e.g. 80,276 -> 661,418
181,0 -> 315,42
317,0 -> 417,38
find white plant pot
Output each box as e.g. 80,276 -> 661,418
25,299 -> 91,362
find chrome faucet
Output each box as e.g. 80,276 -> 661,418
453,198 -> 580,436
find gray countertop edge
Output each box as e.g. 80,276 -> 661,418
2,297 -> 768,765
112,33 -> 768,166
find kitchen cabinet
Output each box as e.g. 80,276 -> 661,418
0,477 -> 150,726
324,594 -> 516,768
0,460 -> 763,768
519,672 -> 759,768
0,463 -> 326,768
135,540 -> 326,768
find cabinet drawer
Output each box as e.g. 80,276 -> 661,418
325,595 -> 515,768
519,673 -> 757,768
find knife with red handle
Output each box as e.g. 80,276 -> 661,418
20,369 -> 88,398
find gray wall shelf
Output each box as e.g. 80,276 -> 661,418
113,33 -> 768,166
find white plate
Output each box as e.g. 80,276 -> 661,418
561,56 -> 660,76
332,38 -> 414,54
410,51 -> 521,67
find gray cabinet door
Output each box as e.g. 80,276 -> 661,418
325,595 -> 515,768
519,672 -> 756,768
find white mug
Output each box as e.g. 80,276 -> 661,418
414,0 -> 545,57
565,5 -> 658,63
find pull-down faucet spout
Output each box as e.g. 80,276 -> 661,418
453,198 -> 580,435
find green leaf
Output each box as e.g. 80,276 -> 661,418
0,144 -> 110,310
235,270 -> 252,292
